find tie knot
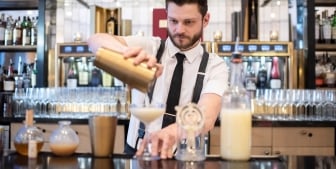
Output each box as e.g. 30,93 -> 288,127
175,53 -> 185,64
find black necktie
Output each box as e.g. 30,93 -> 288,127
163,53 -> 185,127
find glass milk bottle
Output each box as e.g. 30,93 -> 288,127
220,39 -> 252,161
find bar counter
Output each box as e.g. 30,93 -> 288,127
2,151 -> 335,169
2,116 -> 336,127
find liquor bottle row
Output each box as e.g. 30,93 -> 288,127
64,57 -> 124,88
315,9 -> 336,44
0,13 -> 38,46
0,56 -> 37,92
315,51 -> 336,87
228,56 -> 284,97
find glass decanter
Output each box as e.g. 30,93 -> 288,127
220,38 -> 252,161
49,121 -> 79,156
14,110 -> 44,156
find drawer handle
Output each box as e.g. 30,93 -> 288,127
264,151 -> 270,155
274,151 -> 281,155
308,133 -> 313,137
36,127 -> 46,133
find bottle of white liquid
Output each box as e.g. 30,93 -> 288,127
220,38 -> 252,161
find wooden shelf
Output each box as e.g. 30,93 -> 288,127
315,44 -> 336,51
0,45 -> 37,52
315,0 -> 336,6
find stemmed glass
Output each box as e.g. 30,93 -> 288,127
12,88 -> 26,117
254,89 -> 266,119
129,102 -> 165,161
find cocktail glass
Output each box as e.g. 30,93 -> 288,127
129,102 -> 165,161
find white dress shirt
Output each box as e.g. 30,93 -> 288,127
124,36 -> 229,149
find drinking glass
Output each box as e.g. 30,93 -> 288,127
293,89 -> 304,120
254,89 -> 266,119
13,88 -> 26,117
275,89 -> 287,120
322,90 -> 336,120
264,89 -> 277,120
129,102 -> 165,161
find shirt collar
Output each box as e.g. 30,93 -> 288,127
166,38 -> 204,63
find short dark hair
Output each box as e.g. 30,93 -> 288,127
166,0 -> 208,17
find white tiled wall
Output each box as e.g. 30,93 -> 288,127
55,0 -> 290,44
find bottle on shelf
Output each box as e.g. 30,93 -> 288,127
331,10 -> 336,44
22,63 -> 30,89
66,58 -> 78,88
22,16 -> 31,46
4,16 -> 13,46
0,13 -> 5,45
221,37 -> 251,161
317,12 -> 325,44
31,57 -> 37,88
256,57 -> 268,89
0,65 -> 3,91
322,10 -> 331,44
113,77 -> 124,87
90,66 -> 102,87
315,14 -> 321,43
244,56 -> 257,98
78,57 -> 89,86
30,16 -> 37,45
248,0 -> 258,40
14,56 -> 24,89
3,59 -> 15,92
102,71 -> 113,87
323,52 -> 336,87
106,10 -> 118,35
13,16 -> 22,45
269,57 -> 282,89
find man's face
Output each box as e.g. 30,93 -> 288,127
166,3 -> 209,51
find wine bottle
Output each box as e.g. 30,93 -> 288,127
318,13 -> 325,44
0,65 -> 3,91
66,59 -> 78,88
30,16 -> 37,45
331,10 -> 336,44
256,57 -> 268,89
30,57 -> 37,88
322,10 -> 331,44
102,71 -> 113,87
78,57 -> 89,86
106,10 -> 118,35
269,57 -> 282,89
13,16 -> 22,45
244,57 -> 257,98
4,16 -> 13,46
315,14 -> 321,43
90,66 -> 102,87
15,56 -> 24,89
0,13 -> 5,45
249,0 -> 258,40
3,59 -> 15,92
22,16 -> 31,46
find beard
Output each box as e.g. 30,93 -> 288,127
168,28 -> 203,51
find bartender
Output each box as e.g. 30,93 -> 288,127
88,0 -> 228,159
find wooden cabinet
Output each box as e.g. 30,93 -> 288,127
209,126 -> 335,156
272,127 -> 334,155
10,122 -> 125,154
209,127 -> 272,155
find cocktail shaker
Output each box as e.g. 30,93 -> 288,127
94,47 -> 156,93
89,115 -> 117,157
